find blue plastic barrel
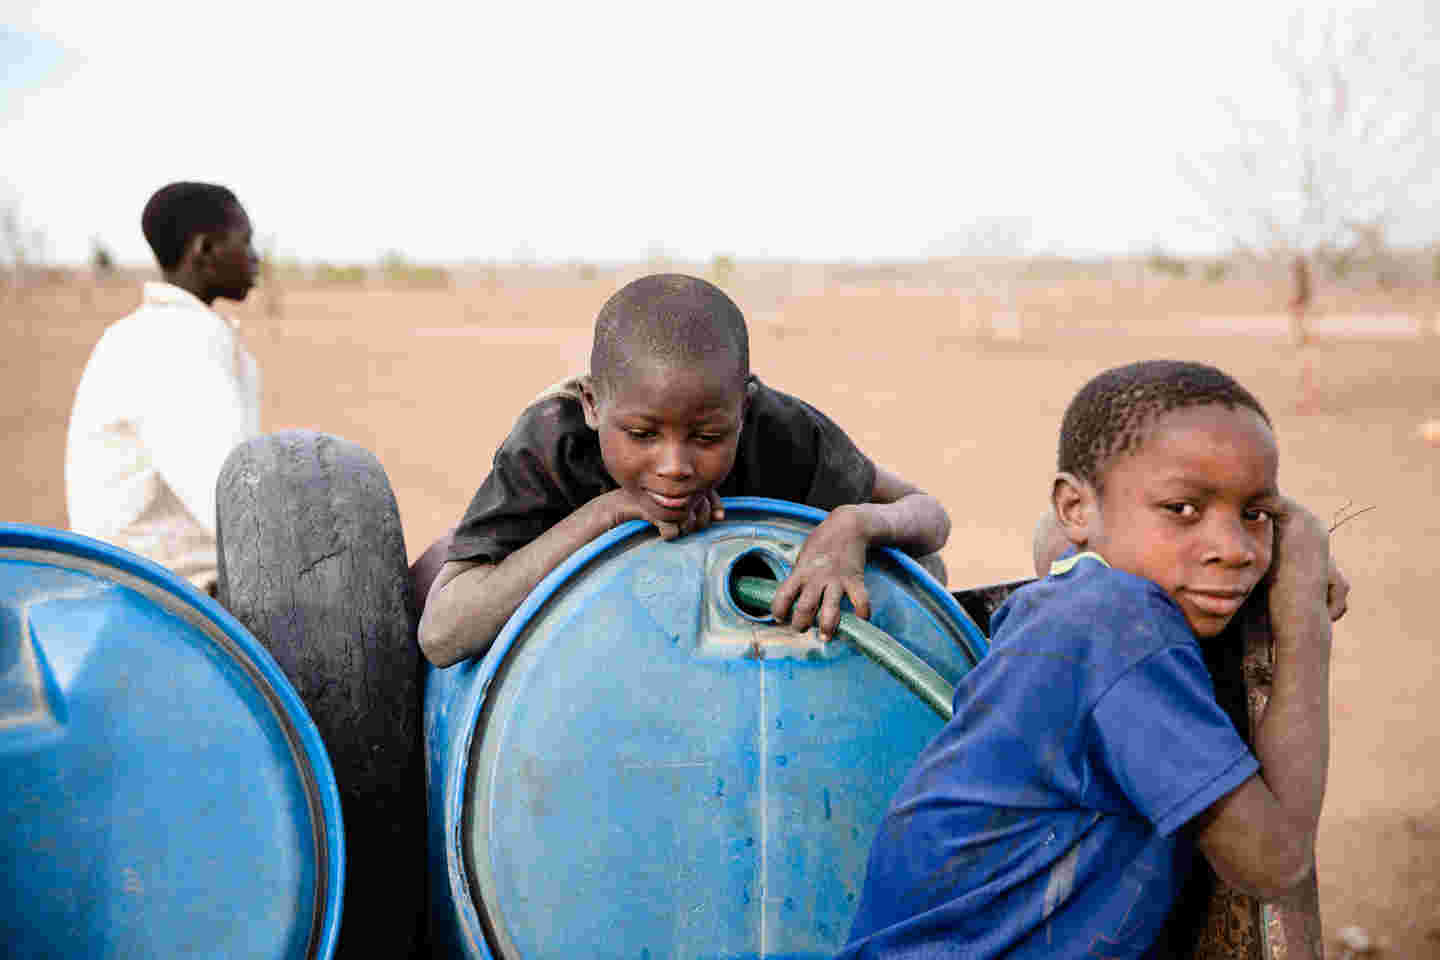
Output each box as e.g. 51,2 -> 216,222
0,524 -> 344,959
425,498 -> 988,959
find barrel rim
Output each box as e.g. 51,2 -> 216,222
0,522 -> 345,960
439,496 -> 988,959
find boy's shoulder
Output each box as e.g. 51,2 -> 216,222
999,552 -> 1187,630
497,377 -> 590,449
990,553 -> 1196,678
744,376 -> 832,422
526,376 -> 586,409
732,377 -> 876,508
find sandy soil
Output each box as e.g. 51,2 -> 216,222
5,279 -> 1437,956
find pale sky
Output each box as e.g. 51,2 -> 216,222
2,0 -> 1434,265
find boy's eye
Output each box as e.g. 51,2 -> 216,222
1163,502 -> 1198,519
1245,507 -> 1275,524
693,433 -> 724,445
624,428 -> 656,440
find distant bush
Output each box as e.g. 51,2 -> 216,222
1146,250 -> 1188,278
380,250 -> 449,288
90,238 -> 115,274
272,257 -> 307,280
1316,247 -> 1356,280
314,263 -> 368,286
711,254 -> 736,287
479,261 -> 501,291
1202,260 -> 1228,283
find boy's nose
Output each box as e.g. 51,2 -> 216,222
654,441 -> 694,479
1206,515 -> 1258,566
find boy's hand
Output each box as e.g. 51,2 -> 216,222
1325,551 -> 1349,622
670,490 -> 725,540
596,488 -> 725,541
771,505 -> 872,644
1268,499 -> 1333,639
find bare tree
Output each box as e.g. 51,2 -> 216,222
1181,5 -> 1440,340
951,216 -> 1033,340
259,234 -> 282,320
2,208 -> 47,300
928,217 -> 1034,337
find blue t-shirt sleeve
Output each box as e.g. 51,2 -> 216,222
1088,641 -> 1259,837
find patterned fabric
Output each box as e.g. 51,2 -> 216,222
839,554 -> 1258,959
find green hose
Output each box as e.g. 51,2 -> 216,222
732,576 -> 955,721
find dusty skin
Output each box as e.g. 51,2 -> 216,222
6,275 -> 1437,956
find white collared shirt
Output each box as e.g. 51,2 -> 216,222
65,282 -> 261,589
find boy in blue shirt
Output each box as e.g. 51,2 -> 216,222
840,360 -> 1340,958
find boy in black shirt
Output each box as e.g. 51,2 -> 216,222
418,274 -> 951,667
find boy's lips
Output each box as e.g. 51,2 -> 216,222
645,489 -> 695,512
1183,587 -> 1252,618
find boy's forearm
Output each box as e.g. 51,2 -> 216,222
1198,508 -> 1337,901
418,563 -> 505,667
1199,599 -> 1331,902
1253,593 -> 1332,838
418,498 -> 621,667
1252,503 -> 1335,850
850,493 -> 950,557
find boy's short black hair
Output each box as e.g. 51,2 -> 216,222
1059,360 -> 1271,487
141,182 -> 241,271
590,274 -> 749,393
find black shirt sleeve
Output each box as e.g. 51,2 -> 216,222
447,394 -> 614,564
720,380 -> 876,509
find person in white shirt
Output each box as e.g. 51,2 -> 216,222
66,182 -> 261,593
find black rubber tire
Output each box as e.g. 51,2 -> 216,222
216,430 -> 425,959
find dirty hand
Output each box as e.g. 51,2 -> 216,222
597,488 -> 724,541
1268,499 -> 1334,635
771,506 -> 871,643
665,489 -> 725,540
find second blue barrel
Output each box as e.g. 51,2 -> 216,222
0,523 -> 343,959
425,497 -> 988,959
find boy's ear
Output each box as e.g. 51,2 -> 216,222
578,376 -> 602,430
184,232 -> 214,272
741,376 -> 757,419
1051,472 -> 1098,547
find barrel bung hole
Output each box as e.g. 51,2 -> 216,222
726,547 -> 790,622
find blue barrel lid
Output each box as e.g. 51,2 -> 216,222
0,524 -> 343,959
432,498 -> 987,959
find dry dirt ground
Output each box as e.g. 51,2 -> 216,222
6,279 -> 1437,956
